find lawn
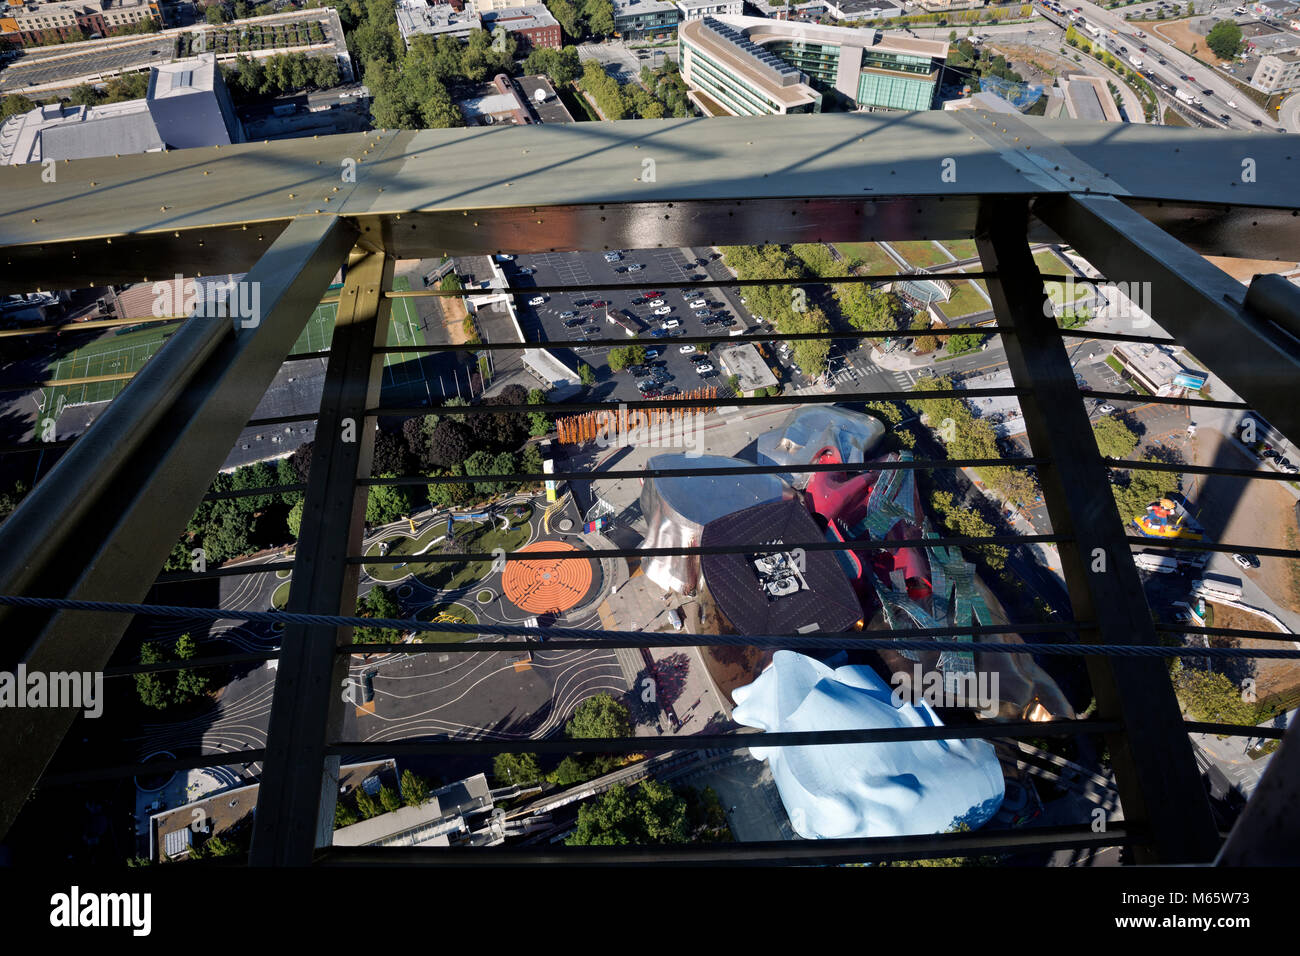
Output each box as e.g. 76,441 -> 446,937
42,322 -> 180,409
939,239 -> 978,260
363,522 -> 449,582
939,280 -> 992,320
416,519 -> 534,595
833,241 -> 897,277
414,601 -> 479,643
272,580 -> 291,609
889,240 -> 952,270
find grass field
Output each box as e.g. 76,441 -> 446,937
940,279 -> 993,320
939,239 -> 978,260
41,323 -> 181,410
363,522 -> 447,582
414,601 -> 479,643
832,241 -> 896,276
382,275 -> 432,399
889,240 -> 951,270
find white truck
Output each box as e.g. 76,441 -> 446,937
1134,552 -> 1178,574
1129,55 -> 1143,68
1193,572 -> 1244,602
1175,88 -> 1196,105
1086,23 -> 1102,36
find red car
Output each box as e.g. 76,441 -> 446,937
590,300 -> 607,308
644,290 -> 662,298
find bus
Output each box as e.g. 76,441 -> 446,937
1134,551 -> 1178,574
1192,573 -> 1244,602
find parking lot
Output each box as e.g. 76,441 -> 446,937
503,247 -> 761,402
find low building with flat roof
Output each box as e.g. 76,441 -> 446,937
676,0 -> 743,19
1113,342 -> 1192,396
614,0 -> 680,39
0,53 -> 241,166
1057,73 -> 1122,122
717,342 -> 778,393
943,90 -> 1021,114
823,0 -> 906,18
332,773 -> 502,848
1,0 -> 160,47
515,73 -> 576,122
1251,49 -> 1300,91
481,4 -> 561,49
396,0 -> 482,44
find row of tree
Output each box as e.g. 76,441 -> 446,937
220,51 -> 342,102
333,769 -> 431,826
544,0 -> 615,43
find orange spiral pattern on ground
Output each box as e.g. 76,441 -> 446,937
502,540 -> 594,615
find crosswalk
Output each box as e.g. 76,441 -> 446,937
828,362 -> 913,391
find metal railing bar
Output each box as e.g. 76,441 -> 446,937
371,387 -> 1023,417
316,825 -> 1135,865
1078,389 -> 1250,410
1111,459 -> 1288,481
1124,536 -> 1300,560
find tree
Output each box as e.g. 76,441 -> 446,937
286,499 -> 304,539
354,788 -> 380,819
135,642 -> 173,710
1206,20 -> 1243,59
583,0 -> 615,36
428,462 -> 473,509
1091,415 -> 1139,459
397,769 -> 430,807
428,419 -> 472,469
946,332 -> 983,354
567,780 -> 690,845
174,633 -> 212,702
68,83 -> 102,107
566,693 -> 631,739
1170,659 -> 1256,724
334,801 -> 359,827
366,473 -> 415,525
206,2 -> 226,24
546,0 -> 582,38
354,585 -> 404,643
578,362 -> 596,386
378,785 -> 401,813
493,752 -> 543,786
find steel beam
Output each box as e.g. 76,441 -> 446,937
977,202 -> 1220,864
1033,192 -> 1300,442
249,246 -> 394,866
0,215 -> 356,839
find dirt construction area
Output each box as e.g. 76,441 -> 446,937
1140,20 -> 1232,67
1188,427 -> 1300,615
1204,602 -> 1300,710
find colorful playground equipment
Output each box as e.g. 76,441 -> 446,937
1133,498 -> 1203,540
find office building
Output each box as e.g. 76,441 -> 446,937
0,54 -> 242,166
613,0 -> 681,41
0,0 -> 159,46
678,15 -> 948,115
481,4 -> 562,48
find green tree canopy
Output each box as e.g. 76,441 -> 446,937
493,751 -> 544,786
1206,20 -> 1243,59
567,780 -> 690,845
1091,415 -> 1139,460
565,692 -> 631,738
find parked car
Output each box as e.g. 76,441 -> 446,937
661,318 -> 681,328
649,328 -> 670,338
680,344 -> 697,353
648,299 -> 665,307
1232,552 -> 1260,570
563,318 -> 583,327
690,353 -> 708,363
627,264 -> 643,272
603,251 -> 621,262
528,296 -> 545,306
693,309 -> 709,318
590,300 -> 607,308
637,379 -> 657,391
689,299 -> 707,309
497,254 -> 515,260
695,363 -> 715,374
654,307 -> 672,316
1098,402 -> 1116,414
661,385 -> 680,396
518,267 -> 534,275
644,348 -> 660,358
645,291 -> 663,298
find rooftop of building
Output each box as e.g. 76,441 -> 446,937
717,342 -> 779,391
332,773 -> 495,847
613,0 -> 680,15
710,12 -> 948,60
481,3 -> 559,27
680,17 -> 820,109
515,73 -> 575,122
942,90 -> 1021,114
700,497 -> 864,635
395,0 -> 482,36
1059,74 -> 1120,123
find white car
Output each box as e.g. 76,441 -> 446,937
661,318 -> 680,328
498,254 -> 515,260
1227,99 -> 1237,108
648,299 -> 665,307
654,306 -> 672,316
627,264 -> 643,272
695,363 -> 714,374
679,344 -> 696,353
689,299 -> 706,308
528,296 -> 545,306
